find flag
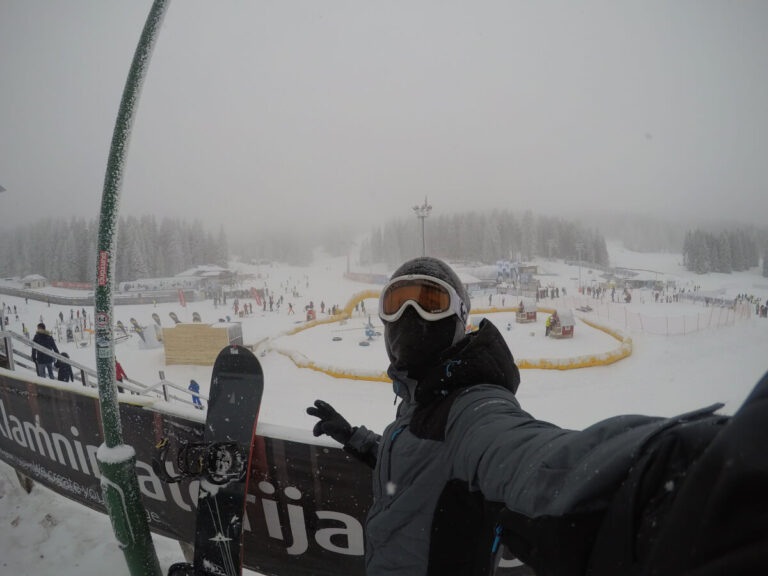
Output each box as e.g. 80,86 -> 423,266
250,287 -> 263,306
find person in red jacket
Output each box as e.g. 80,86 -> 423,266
115,359 -> 127,393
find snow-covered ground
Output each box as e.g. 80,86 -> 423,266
2,244 -> 767,575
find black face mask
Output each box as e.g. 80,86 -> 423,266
384,306 -> 465,378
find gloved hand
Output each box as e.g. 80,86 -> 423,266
306,400 -> 353,445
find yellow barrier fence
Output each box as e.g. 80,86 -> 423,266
267,299 -> 632,382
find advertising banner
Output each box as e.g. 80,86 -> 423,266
0,371 -> 529,575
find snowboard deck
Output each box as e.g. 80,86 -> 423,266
169,344 -> 263,576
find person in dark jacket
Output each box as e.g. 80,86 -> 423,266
55,352 -> 74,382
32,322 -> 59,379
308,256 -> 768,576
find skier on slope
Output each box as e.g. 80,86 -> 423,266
308,256 -> 768,576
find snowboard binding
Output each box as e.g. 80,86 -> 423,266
153,437 -> 247,485
166,562 -> 193,576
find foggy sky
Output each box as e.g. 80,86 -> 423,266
1,1 -> 767,241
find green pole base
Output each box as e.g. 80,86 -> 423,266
98,447 -> 162,576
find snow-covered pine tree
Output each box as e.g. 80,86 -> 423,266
716,232 -> 732,273
763,246 -> 768,278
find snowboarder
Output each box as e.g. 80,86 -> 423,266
32,323 -> 58,379
307,256 -> 768,576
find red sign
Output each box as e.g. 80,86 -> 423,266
178,289 -> 186,308
97,252 -> 109,286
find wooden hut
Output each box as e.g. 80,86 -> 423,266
515,299 -> 537,323
549,309 -> 575,339
163,322 -> 243,365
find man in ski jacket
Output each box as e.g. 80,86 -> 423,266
308,256 -> 767,576
32,322 -> 59,379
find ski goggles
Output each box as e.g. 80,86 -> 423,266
379,274 -> 468,323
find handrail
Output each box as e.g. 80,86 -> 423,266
0,329 -> 206,406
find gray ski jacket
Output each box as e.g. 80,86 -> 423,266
346,320 -> 724,576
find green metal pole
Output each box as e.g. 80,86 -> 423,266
94,2 -> 169,575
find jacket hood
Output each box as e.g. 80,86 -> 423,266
389,318 -> 520,405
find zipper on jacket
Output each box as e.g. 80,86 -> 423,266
489,522 -> 504,574
491,523 -> 502,554
386,425 -> 406,489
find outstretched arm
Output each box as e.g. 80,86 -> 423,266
446,384 -> 733,576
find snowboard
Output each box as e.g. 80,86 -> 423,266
164,345 -> 263,576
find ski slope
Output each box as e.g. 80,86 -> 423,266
1,245 -> 767,575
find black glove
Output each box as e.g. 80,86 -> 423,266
306,400 -> 353,445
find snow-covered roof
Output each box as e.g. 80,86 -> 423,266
457,272 -> 483,285
555,309 -> 575,325
175,265 -> 232,278
22,274 -> 46,281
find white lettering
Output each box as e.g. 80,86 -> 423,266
71,426 -> 91,474
0,399 -> 10,439
136,460 -> 165,501
51,432 -> 79,471
315,511 -> 364,555
24,419 -> 55,460
9,415 -> 26,446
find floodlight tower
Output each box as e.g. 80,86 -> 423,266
412,196 -> 432,257
575,241 -> 584,292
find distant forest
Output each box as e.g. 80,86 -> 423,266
359,211 -> 609,268
0,216 -> 228,283
682,228 -> 761,274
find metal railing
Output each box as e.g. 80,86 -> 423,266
0,329 -> 207,409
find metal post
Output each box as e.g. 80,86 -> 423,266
93,2 -> 168,575
159,370 -> 169,402
4,336 -> 14,371
412,196 -> 432,257
421,217 -> 426,256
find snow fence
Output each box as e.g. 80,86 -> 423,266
538,295 -> 752,335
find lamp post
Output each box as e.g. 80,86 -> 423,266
575,242 -> 583,293
412,196 -> 432,257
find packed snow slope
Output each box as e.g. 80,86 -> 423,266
1,243 -> 767,575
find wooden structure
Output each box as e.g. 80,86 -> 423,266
163,322 -> 242,365
549,310 -> 575,339
515,300 -> 537,323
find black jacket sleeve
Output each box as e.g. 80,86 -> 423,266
445,384 -> 728,576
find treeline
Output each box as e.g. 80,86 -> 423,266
0,216 -> 228,283
682,229 -> 760,274
360,211 -> 609,267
